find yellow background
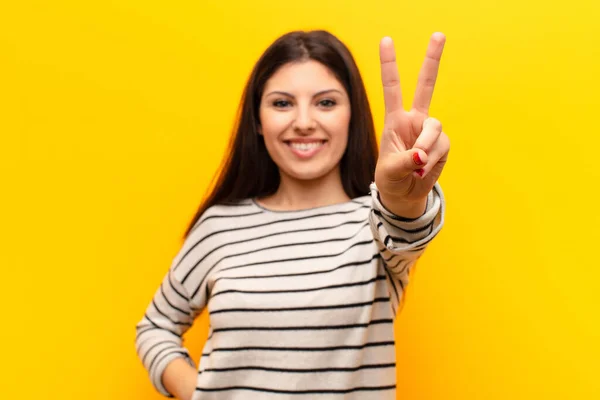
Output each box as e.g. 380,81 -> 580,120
1,0 -> 599,399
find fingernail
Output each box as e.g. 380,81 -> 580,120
416,169 -> 425,177
413,152 -> 424,165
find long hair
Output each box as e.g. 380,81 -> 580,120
183,30 -> 378,239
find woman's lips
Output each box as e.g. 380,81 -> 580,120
285,140 -> 327,159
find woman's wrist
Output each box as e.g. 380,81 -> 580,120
379,192 -> 428,219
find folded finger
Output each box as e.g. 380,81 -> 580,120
414,131 -> 450,178
414,117 -> 443,153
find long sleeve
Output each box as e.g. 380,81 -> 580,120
135,223 -> 212,397
369,182 -> 445,312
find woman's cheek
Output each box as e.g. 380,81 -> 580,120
269,110 -> 293,128
324,108 -> 350,128
323,113 -> 350,146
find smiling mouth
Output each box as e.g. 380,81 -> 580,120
284,140 -> 327,151
283,139 -> 327,158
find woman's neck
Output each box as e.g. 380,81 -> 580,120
258,167 -> 351,211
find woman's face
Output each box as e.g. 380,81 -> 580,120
259,60 -> 351,182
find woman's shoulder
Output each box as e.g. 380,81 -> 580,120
184,199 -> 257,236
200,199 -> 260,222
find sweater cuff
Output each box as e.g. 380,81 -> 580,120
370,182 -> 445,248
151,351 -> 196,397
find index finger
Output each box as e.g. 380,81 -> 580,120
412,32 -> 446,114
380,37 -> 403,114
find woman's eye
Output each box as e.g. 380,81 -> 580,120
273,100 -> 291,108
319,99 -> 336,108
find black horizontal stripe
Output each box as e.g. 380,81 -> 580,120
218,238 -> 375,275
144,313 -> 181,338
135,325 -> 155,340
211,275 -> 386,298
213,253 -> 380,283
141,340 -> 178,365
191,239 -> 375,298
166,273 -> 200,313
202,340 -> 394,355
166,273 -> 189,303
380,251 -> 410,285
184,222 -> 369,284
177,205 -> 369,273
135,334 -> 155,355
201,210 -> 263,222
389,233 -> 432,245
147,344 -> 179,374
379,247 -> 395,263
372,209 -> 433,234
195,385 -> 396,394
135,326 -> 178,344
211,319 -> 393,333
191,209 -> 265,236
373,191 -> 427,222
150,350 -> 190,382
151,300 -> 190,327
388,258 -> 408,273
142,313 -> 180,337
189,205 -> 257,232
351,198 -> 369,206
375,204 -> 425,223
135,336 -> 175,362
159,285 -> 188,317
202,363 -> 395,374
209,297 -> 390,315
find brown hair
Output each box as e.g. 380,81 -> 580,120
183,30 -> 378,239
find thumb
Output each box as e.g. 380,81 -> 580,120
388,148 -> 428,179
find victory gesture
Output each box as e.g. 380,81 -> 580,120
374,33 -> 450,216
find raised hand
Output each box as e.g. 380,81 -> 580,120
374,33 -> 450,211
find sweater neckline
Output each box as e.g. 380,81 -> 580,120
251,196 -> 369,214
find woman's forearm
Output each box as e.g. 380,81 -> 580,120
161,357 -> 198,400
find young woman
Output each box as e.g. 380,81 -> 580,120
135,30 -> 449,400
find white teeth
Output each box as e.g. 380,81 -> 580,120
289,142 -> 323,151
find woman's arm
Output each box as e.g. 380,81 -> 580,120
370,35 -> 448,304
135,215 -> 217,398
161,358 -> 198,400
135,266 -> 200,398
369,182 -> 445,312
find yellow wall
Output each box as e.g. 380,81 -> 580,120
2,0 -> 599,399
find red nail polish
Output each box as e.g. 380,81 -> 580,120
413,152 -> 424,165
416,169 -> 425,177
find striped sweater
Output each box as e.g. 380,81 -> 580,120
135,182 -> 445,399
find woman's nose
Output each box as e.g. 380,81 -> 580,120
292,106 -> 317,133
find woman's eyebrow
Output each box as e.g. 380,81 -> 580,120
265,89 -> 344,98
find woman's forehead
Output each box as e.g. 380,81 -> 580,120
264,60 -> 345,95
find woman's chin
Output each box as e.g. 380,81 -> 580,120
281,165 -> 337,183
